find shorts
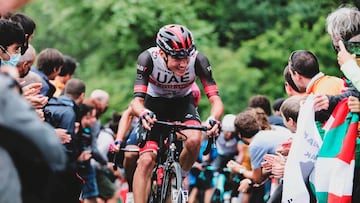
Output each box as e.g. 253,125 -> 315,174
79,164 -> 99,199
144,94 -> 201,141
96,169 -> 115,199
126,125 -> 139,146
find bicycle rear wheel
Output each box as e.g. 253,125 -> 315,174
160,162 -> 186,203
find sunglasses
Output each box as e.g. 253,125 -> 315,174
288,51 -> 298,72
169,46 -> 196,59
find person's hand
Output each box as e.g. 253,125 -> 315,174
272,159 -> 286,179
0,0 -> 32,15
276,138 -> 293,156
35,109 -> 45,121
226,160 -> 246,174
261,160 -> 272,174
24,94 -> 48,109
263,153 -> 286,178
206,117 -> 221,137
109,140 -> 122,152
192,162 -> 203,170
337,40 -> 356,66
348,96 -> 360,113
22,82 -> 42,96
54,128 -> 72,144
313,94 -> 329,112
139,109 -> 157,131
77,150 -> 92,161
238,178 -> 252,193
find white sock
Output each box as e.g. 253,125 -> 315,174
181,168 -> 189,178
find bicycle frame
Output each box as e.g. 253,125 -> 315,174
147,121 -> 209,203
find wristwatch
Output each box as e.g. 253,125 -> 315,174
246,179 -> 253,186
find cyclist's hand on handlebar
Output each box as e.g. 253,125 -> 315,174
139,109 -> 157,131
206,117 -> 221,137
109,140 -> 122,153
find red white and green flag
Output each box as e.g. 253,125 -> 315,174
311,97 -> 358,203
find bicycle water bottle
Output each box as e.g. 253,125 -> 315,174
157,165 -> 164,185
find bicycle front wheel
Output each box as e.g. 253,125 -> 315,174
160,162 -> 187,203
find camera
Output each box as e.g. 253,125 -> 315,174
43,109 -> 52,123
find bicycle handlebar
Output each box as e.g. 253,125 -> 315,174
155,120 -> 217,156
138,120 -> 215,155
155,120 -> 209,131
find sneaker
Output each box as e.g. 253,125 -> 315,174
125,192 -> 134,203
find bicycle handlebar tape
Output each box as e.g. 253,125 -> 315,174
137,124 -> 149,148
203,137 -> 213,156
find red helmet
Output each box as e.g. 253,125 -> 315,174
156,24 -> 196,58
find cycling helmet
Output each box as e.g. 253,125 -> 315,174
156,24 -> 196,58
221,114 -> 236,132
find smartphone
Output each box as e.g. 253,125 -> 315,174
343,41 -> 360,56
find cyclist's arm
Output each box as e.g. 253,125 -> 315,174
132,50 -> 153,117
208,95 -> 224,121
115,105 -> 135,142
195,53 -> 224,120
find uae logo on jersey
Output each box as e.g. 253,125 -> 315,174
137,64 -> 147,72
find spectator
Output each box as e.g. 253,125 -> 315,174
77,99 -> 107,203
51,55 -> 78,97
8,12 -> 36,55
211,114 -> 250,202
31,48 -> 64,98
15,43 -> 36,78
248,94 -> 285,127
227,107 -> 292,203
90,89 -> 110,135
272,97 -> 285,118
0,18 -> 24,67
288,50 -> 344,96
43,78 -> 89,203
283,65 -> 305,96
95,112 -> 122,203
325,6 -> 360,202
44,78 -> 85,140
263,95 -> 307,203
0,72 -> 66,203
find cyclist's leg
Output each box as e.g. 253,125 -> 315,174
180,126 -> 202,171
123,147 -> 138,192
177,94 -> 202,172
123,128 -> 139,193
132,141 -> 158,203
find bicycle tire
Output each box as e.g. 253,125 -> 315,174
160,162 -> 185,203
148,180 -> 157,203
148,168 -> 159,203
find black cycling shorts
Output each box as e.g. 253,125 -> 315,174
144,93 -> 201,141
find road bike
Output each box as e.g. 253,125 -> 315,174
138,120 -> 212,203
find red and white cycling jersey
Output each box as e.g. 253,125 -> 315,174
134,47 -> 219,99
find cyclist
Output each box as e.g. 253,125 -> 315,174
130,24 -> 224,203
